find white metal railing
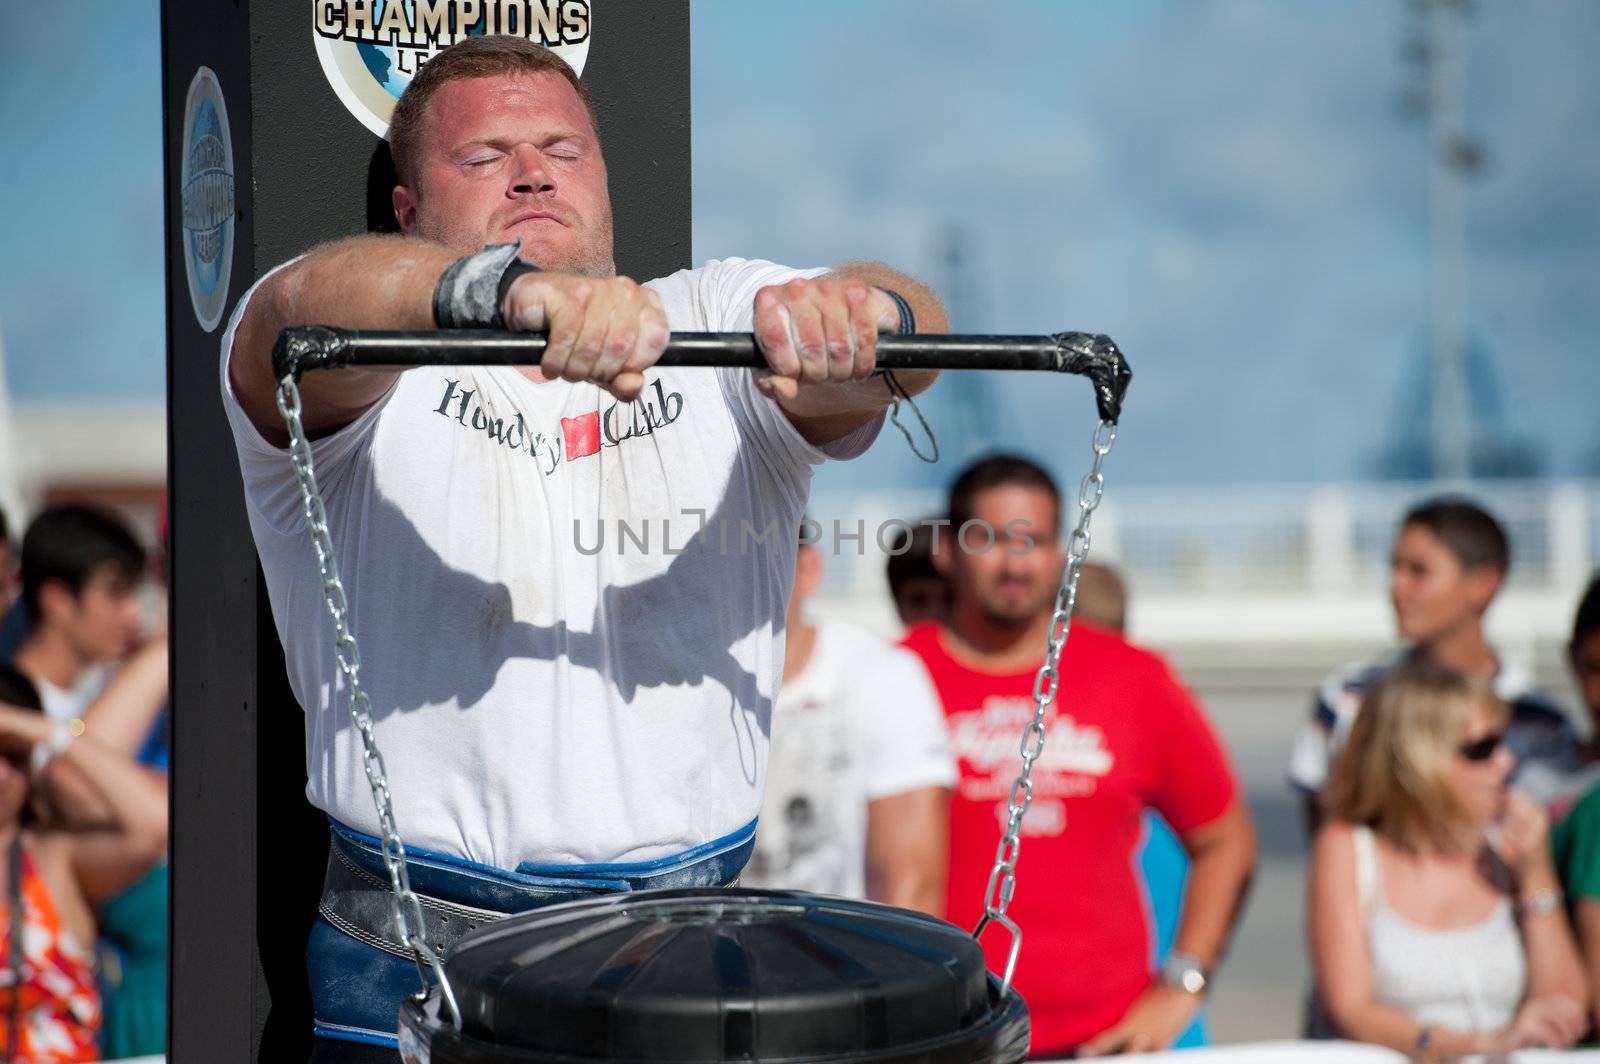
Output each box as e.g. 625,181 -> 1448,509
808,479 -> 1600,642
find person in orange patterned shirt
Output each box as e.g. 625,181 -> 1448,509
0,665 -> 167,1061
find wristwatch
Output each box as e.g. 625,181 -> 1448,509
1159,951 -> 1208,995
30,717 -> 85,776
1519,886 -> 1563,917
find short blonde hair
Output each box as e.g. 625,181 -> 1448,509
388,35 -> 598,188
1322,655 -> 1508,854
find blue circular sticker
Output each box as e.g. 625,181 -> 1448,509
180,67 -> 236,333
312,1 -> 594,139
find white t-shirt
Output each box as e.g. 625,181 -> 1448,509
742,619 -> 955,900
219,257 -> 883,870
36,668 -> 105,724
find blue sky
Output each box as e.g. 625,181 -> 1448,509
2,2 -> 1596,489
691,1 -> 1600,489
0,6 -> 165,401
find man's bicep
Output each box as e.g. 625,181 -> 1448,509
223,256 -> 369,447
225,264 -> 300,445
867,788 -> 948,848
225,237 -> 453,444
866,786 -> 949,916
1149,678 -> 1238,834
1175,795 -> 1250,856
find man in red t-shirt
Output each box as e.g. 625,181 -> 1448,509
901,455 -> 1257,1058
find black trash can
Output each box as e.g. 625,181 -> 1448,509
397,888 -> 1029,1063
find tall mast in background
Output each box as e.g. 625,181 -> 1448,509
1409,0 -> 1481,480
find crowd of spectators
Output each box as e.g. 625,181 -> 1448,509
2,465 -> 1598,1061
0,504 -> 169,1061
749,458 -> 1600,1059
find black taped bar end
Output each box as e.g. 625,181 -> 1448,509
271,325 -> 353,382
1052,332 -> 1132,424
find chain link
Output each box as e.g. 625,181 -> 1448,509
275,375 -> 463,1031
973,418 -> 1117,998
276,363 -> 1114,1014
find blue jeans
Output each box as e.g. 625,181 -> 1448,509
309,817 -> 756,1051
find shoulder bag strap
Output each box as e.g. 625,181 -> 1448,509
1351,823 -> 1380,923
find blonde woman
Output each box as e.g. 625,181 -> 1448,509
1309,656 -> 1590,1057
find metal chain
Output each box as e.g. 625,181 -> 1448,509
973,418 -> 1117,998
275,374 -> 463,1031
274,360 -> 1112,1015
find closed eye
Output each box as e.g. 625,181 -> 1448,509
544,137 -> 586,162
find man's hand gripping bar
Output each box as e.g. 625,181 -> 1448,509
271,326 -> 1133,424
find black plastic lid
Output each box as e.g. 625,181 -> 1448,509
418,887 -> 1028,1063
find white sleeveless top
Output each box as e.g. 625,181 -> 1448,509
1353,824 -> 1526,1031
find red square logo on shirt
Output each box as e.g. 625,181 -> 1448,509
562,411 -> 601,460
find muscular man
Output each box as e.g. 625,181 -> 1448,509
222,36 -> 943,1062
901,455 -> 1255,1058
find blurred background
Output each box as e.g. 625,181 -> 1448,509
1,0 -> 1596,1044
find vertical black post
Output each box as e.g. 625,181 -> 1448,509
163,5 -> 692,1059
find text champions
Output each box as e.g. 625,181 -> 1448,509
314,1 -> 591,52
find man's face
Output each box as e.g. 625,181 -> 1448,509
394,71 -> 615,276
1571,629 -> 1600,731
943,485 -> 1063,628
1388,523 -> 1494,645
893,576 -> 951,628
53,565 -> 144,665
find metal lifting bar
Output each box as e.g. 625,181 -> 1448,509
271,322 -> 1132,1012
270,326 -> 1134,425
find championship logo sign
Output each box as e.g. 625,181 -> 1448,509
180,67 -> 236,333
312,1 -> 594,139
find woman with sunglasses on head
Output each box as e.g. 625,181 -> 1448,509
1308,654 -> 1591,1058
0,665 -> 167,1061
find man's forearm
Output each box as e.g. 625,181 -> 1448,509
1173,802 -> 1256,970
877,864 -> 945,919
81,637 -> 168,758
865,787 -> 949,919
231,234 -> 460,444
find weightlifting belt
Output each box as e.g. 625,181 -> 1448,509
309,817 -> 756,1049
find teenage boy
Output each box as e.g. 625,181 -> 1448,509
10,505 -> 147,722
1288,497 -> 1583,829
